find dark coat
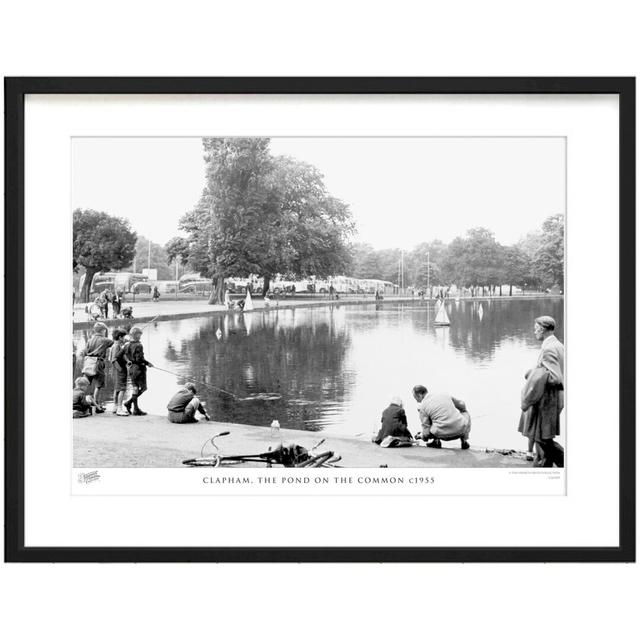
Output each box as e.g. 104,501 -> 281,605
374,404 -> 412,444
518,366 -> 563,442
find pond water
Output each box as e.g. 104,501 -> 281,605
73,298 -> 565,450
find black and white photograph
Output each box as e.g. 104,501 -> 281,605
6,77 -> 632,562
1,4 -> 637,638
72,136 -> 566,475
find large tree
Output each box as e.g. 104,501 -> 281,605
181,138 -> 277,303
262,155 -> 353,290
178,138 -> 353,303
502,245 -> 531,295
533,213 -> 564,291
73,208 -> 137,302
442,227 -> 503,293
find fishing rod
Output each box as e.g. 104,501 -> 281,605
137,315 -> 160,329
152,365 -> 240,399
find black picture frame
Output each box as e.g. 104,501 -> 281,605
4,77 -> 635,563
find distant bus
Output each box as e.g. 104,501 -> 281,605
331,276 -> 359,294
178,273 -> 212,294
357,278 -> 397,294
79,271 -> 150,295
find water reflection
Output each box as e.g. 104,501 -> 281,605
437,298 -> 564,364
73,298 -> 565,449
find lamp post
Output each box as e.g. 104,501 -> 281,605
426,250 -> 431,299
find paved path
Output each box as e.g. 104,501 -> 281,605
74,413 -> 531,469
73,295 -> 414,328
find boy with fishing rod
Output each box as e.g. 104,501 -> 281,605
167,383 -> 211,424
122,325 -> 154,416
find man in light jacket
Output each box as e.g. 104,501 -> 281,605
412,385 -> 471,450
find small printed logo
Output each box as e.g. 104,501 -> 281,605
78,470 -> 101,484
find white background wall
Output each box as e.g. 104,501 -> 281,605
1,1 -> 638,639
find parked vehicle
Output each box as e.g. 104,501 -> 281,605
79,271 -> 150,295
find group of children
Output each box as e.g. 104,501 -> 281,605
73,322 -> 152,419
85,290 -> 134,322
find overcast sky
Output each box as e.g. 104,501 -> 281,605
72,137 -> 565,249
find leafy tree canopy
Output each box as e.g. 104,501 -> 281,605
73,208 -> 137,301
178,138 -> 354,303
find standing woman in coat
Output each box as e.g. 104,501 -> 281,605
518,315 -> 565,467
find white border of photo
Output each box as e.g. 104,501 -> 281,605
24,94 -> 618,548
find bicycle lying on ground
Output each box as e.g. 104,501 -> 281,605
182,431 -> 342,468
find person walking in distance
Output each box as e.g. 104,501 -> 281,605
123,325 -> 153,416
112,288 -> 122,318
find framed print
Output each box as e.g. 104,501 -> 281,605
4,77 -> 635,562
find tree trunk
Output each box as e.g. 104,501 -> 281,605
208,276 -> 225,305
509,284 -> 513,297
81,267 -> 96,303
262,275 -> 271,298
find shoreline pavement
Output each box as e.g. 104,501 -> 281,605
73,293 -> 563,329
74,413 -> 532,468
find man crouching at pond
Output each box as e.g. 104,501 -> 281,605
412,385 -> 471,450
167,383 -> 211,424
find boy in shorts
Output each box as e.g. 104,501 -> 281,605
81,322 -> 113,412
123,326 -> 153,416
109,328 -> 130,416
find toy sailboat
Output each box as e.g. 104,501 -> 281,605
478,303 -> 484,321
434,300 -> 450,326
244,290 -> 254,311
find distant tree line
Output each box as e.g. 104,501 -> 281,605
125,235 -> 187,281
73,139 -> 564,303
351,214 -> 564,295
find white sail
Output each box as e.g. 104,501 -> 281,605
434,301 -> 450,325
244,290 -> 254,311
478,303 -> 484,320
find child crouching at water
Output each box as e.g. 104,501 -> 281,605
167,383 -> 211,424
73,377 -> 99,418
372,396 -> 414,447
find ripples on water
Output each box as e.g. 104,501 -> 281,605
73,298 -> 564,449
